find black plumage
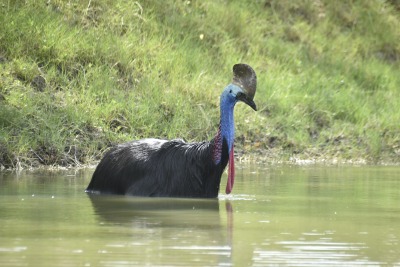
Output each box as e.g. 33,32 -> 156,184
87,138 -> 230,197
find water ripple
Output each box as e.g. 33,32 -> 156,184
252,239 -> 380,266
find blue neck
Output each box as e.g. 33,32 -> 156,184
220,92 -> 236,152
213,84 -> 238,164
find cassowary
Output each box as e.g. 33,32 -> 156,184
86,63 -> 257,198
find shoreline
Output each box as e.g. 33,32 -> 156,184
1,151 -> 398,172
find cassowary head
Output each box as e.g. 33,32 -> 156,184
218,63 -> 257,195
232,63 -> 257,111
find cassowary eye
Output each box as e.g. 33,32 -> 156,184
229,89 -> 232,93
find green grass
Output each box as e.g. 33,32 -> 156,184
0,0 -> 399,168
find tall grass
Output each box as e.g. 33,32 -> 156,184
0,0 -> 399,168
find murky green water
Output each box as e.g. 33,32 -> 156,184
0,165 -> 399,266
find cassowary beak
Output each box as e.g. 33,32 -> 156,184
236,93 -> 257,111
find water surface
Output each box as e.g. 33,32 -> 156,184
0,165 -> 399,266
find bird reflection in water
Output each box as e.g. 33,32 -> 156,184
88,195 -> 235,265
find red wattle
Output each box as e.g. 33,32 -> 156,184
226,146 -> 235,194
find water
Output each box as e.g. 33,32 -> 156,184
0,165 -> 399,266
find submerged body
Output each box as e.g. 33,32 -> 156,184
86,138 -> 229,197
86,63 -> 257,198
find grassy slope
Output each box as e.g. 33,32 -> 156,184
0,0 -> 399,169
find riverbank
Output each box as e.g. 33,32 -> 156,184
1,0 -> 399,170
